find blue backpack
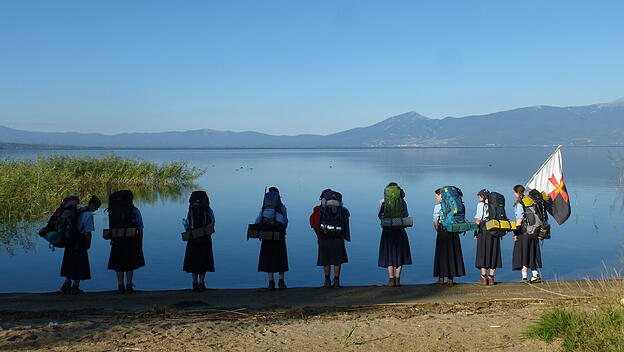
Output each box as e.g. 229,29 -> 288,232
440,186 -> 467,227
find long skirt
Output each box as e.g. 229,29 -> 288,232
512,232 -> 542,270
475,230 -> 503,269
378,228 -> 412,267
258,235 -> 288,273
317,237 -> 348,266
107,237 -> 145,272
183,237 -> 215,274
433,228 -> 466,278
60,244 -> 91,281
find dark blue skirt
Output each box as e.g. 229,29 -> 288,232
317,237 -> 348,266
107,237 -> 145,272
183,237 -> 215,274
258,234 -> 288,273
475,230 -> 503,269
433,228 -> 465,278
512,232 -> 542,270
378,228 -> 412,267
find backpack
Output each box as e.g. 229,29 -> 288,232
319,190 -> 344,237
188,191 -> 212,229
38,195 -> 84,249
439,186 -> 467,228
483,191 -> 508,238
108,190 -> 137,229
522,189 -> 551,240
383,185 -> 407,218
260,191 -> 283,224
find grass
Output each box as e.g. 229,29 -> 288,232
339,326 -> 357,349
0,154 -> 205,252
524,300 -> 624,352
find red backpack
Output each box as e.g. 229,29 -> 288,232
39,196 -> 83,249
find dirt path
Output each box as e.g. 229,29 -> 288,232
0,280 -> 621,352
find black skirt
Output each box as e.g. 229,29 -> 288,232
475,230 -> 503,269
433,228 -> 466,278
378,228 -> 412,267
60,237 -> 91,280
317,237 -> 348,266
183,237 -> 215,274
258,234 -> 288,273
512,232 -> 542,270
107,237 -> 145,272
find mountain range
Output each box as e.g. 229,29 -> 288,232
1,98 -> 623,148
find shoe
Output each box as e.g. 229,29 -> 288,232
60,281 -> 72,294
487,276 -> 495,286
324,279 -> 332,288
117,284 -> 126,294
278,279 -> 287,290
199,282 -> 206,292
268,280 -> 276,290
386,278 -> 396,287
446,278 -> 455,286
332,277 -> 341,288
530,274 -> 542,283
70,285 -> 84,295
521,278 -> 529,284
433,278 -> 444,285
478,276 -> 488,285
125,283 -> 134,293
192,282 -> 199,292
395,277 -> 401,287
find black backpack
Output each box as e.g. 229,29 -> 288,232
188,191 -> 212,229
319,190 -> 344,237
524,189 -> 551,240
260,191 -> 283,225
108,190 -> 137,229
483,191 -> 508,238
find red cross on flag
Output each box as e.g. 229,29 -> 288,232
526,146 -> 571,225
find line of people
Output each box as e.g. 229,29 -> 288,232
43,182 -> 547,294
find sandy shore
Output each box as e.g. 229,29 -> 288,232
1,279 -> 621,351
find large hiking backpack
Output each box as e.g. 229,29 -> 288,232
483,191 -> 508,238
188,191 -> 212,229
383,185 -> 407,218
38,195 -> 83,248
319,189 -> 344,237
260,190 -> 283,224
522,189 -> 551,240
108,190 -> 137,229
439,186 -> 467,228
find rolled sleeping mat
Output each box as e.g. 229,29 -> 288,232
381,217 -> 414,228
446,222 -> 479,233
485,219 -> 517,231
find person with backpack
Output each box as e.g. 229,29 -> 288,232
474,189 -> 503,285
183,191 -> 216,292
310,189 -> 350,288
432,188 -> 466,285
106,190 -> 145,293
59,195 -> 102,294
255,187 -> 289,290
512,185 -> 543,283
377,183 -> 412,287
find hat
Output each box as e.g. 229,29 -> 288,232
478,189 -> 489,197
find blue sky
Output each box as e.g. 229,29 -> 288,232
0,1 -> 622,135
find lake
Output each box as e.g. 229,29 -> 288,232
1,147 -> 623,292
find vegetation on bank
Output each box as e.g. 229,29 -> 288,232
0,154 -> 205,252
524,301 -> 624,352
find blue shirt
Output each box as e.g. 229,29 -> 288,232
514,202 -> 524,222
474,202 -> 488,221
433,203 -> 442,223
134,208 -> 144,230
76,206 -> 95,234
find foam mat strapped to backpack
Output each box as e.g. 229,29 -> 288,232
485,219 -> 517,231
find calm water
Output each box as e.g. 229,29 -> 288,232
1,147 -> 623,292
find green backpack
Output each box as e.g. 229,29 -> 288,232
383,186 -> 404,218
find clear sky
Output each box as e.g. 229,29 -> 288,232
0,1 -> 622,135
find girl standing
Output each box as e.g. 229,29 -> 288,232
474,189 -> 502,285
183,191 -> 216,292
256,187 -> 289,290
378,183 -> 412,287
432,188 -> 465,285
512,185 -> 543,283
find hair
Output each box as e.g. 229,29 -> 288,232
268,186 -> 279,193
387,182 -> 398,187
435,188 -> 441,195
513,184 -> 525,205
89,195 -> 102,208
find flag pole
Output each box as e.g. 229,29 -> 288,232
525,145 -> 561,189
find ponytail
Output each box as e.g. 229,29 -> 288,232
513,185 -> 525,205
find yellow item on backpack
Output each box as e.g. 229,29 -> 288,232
485,219 -> 517,231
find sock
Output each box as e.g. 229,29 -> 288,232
522,272 -> 528,279
481,274 -> 487,279
532,270 -> 540,278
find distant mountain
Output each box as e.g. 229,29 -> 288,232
1,98 -> 623,148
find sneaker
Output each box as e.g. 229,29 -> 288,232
487,276 -> 495,286
192,282 -> 199,292
395,277 -> 401,287
117,284 -> 126,294
268,280 -> 276,290
386,278 -> 396,287
70,285 -> 84,295
521,278 -> 529,284
530,274 -> 542,283
125,283 -> 134,293
60,281 -> 72,294
199,282 -> 206,292
478,276 -> 488,285
433,277 -> 445,285
332,277 -> 341,288
324,279 -> 332,288
278,279 -> 287,290
446,278 -> 455,286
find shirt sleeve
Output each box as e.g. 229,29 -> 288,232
474,202 -> 484,221
79,211 -> 95,233
209,208 -> 215,225
433,204 -> 441,223
279,205 -> 288,225
514,203 -> 524,221
134,208 -> 144,230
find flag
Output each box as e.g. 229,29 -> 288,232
526,146 -> 571,225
